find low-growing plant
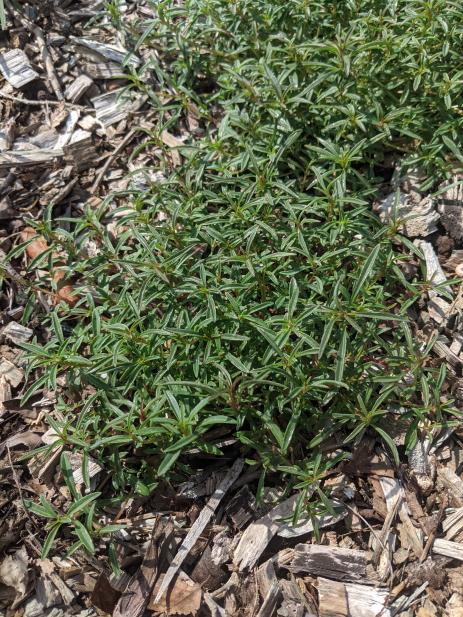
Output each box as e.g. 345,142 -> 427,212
15,0 -> 463,553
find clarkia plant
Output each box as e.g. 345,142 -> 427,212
16,0 -> 463,552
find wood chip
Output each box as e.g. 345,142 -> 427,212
432,538 -> 463,562
161,130 -> 184,167
0,360 -> 23,388
376,192 -> 439,237
113,518 -> 173,617
379,476 -> 423,558
438,466 -> 463,507
1,321 -> 33,344
416,240 -> 451,296
278,506 -> 347,539
0,50 -> 38,88
0,374 -> 11,407
0,147 -> 64,168
153,458 -> 244,603
317,577 -> 390,617
233,494 -> 299,571
443,508 -> 463,540
83,61 -> 125,80
433,340 -> 463,375
92,89 -> 142,127
148,571 -> 202,615
288,544 -> 378,584
64,75 -> 93,103
225,485 -> 256,529
71,36 -> 140,67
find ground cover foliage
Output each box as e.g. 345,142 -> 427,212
18,0 -> 463,553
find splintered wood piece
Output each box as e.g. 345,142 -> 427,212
0,50 -> 38,88
161,130 -> 184,167
379,476 -> 423,558
233,494 -> 299,571
153,458 -> 244,604
438,176 -> 463,241
256,582 -> 280,617
64,75 -> 94,103
376,192 -> 439,237
427,297 -> 453,325
1,321 -> 33,344
0,148 -> 64,167
279,579 -> 317,617
113,518 -> 173,617
317,578 -> 390,617
257,559 -> 279,599
432,538 -> 463,562
29,23 -> 63,100
450,333 -> 463,355
416,239 -> 452,296
225,485 -> 256,529
288,545 -> 378,584
0,375 -> 11,406
443,507 -> 463,540
0,118 -> 15,151
92,89 -> 144,127
71,36 -> 140,67
432,340 -> 463,375
0,360 -> 23,388
83,62 -> 124,80
438,466 -> 463,507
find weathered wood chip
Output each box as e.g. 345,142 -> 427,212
149,571 -> 202,615
1,321 -> 33,344
443,507 -> 463,540
416,240 -> 451,296
0,360 -> 23,388
225,485 -> 256,529
288,544 -> 378,584
71,36 -> 140,66
233,494 -> 299,571
64,75 -> 94,103
92,89 -> 143,127
376,192 -> 439,237
0,50 -> 39,88
0,148 -> 64,168
432,538 -> 463,562
438,466 -> 463,508
278,506 -> 347,539
379,476 -> 423,558
317,577 -> 390,617
83,61 -> 124,80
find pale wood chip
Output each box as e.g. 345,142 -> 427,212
0,50 -> 38,88
0,359 -> 23,388
317,577 -> 390,617
64,75 -> 94,103
1,321 -> 33,344
233,494 -> 298,571
432,538 -> 463,562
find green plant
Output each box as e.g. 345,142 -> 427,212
25,452 -> 123,559
16,0 -> 463,553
